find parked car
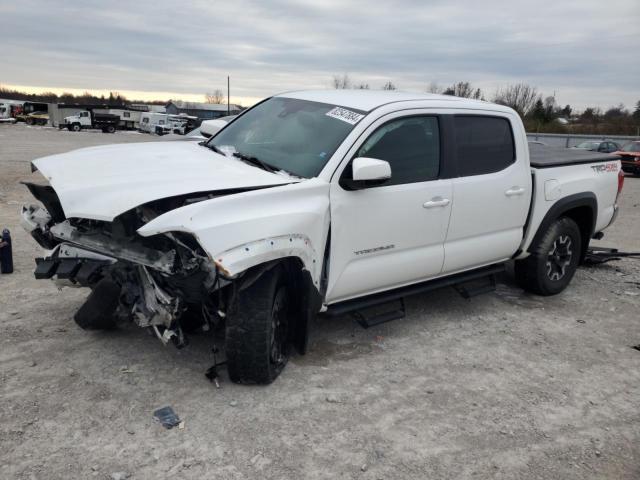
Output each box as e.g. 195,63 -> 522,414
21,91 -> 623,384
616,141 -> 640,176
25,111 -> 49,126
572,140 -> 620,153
160,116 -> 236,142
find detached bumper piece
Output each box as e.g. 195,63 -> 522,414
34,257 -> 110,285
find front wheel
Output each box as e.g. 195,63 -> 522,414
515,217 -> 582,296
71,123 -> 81,132
225,265 -> 291,384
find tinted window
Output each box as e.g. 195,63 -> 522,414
454,116 -> 515,176
355,116 -> 440,185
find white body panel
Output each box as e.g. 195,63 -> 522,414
32,142 -> 295,221
443,113 -> 531,272
519,162 -> 619,257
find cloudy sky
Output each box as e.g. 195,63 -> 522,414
1,0 -> 638,110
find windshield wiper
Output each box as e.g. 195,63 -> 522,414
232,151 -> 278,173
202,142 -> 225,155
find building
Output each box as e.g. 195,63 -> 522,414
165,101 -> 242,121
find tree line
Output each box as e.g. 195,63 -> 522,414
0,85 -> 168,107
332,75 -> 640,136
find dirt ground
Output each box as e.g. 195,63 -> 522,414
1,123 -> 639,480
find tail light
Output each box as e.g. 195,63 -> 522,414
616,168 -> 625,202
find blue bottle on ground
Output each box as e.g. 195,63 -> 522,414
0,228 -> 13,274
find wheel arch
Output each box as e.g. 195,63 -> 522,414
235,255 -> 322,355
529,192 -> 597,262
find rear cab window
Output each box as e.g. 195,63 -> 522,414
453,116 -> 515,176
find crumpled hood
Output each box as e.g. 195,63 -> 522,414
32,141 -> 296,221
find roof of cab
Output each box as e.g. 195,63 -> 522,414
276,89 -> 498,113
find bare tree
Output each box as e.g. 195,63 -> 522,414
382,81 -> 397,91
205,89 -> 225,104
442,81 -> 483,99
332,74 -> 351,89
426,82 -> 442,94
354,83 -> 370,89
493,83 -> 540,117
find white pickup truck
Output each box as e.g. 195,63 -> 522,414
21,90 -> 624,384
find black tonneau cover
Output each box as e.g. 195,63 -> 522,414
529,143 -> 619,168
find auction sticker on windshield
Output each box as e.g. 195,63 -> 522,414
325,107 -> 365,125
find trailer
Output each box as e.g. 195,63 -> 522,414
15,101 -> 48,122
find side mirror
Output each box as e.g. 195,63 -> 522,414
341,157 -> 391,190
199,119 -> 228,138
352,157 -> 391,181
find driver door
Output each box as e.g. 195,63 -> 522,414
326,113 -> 452,304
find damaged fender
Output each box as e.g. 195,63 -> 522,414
137,178 -> 331,289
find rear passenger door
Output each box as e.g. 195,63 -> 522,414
442,114 -> 531,273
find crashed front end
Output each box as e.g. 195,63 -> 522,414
21,182 -> 230,348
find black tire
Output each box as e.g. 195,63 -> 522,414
72,123 -> 81,132
74,279 -> 120,330
25,117 -> 34,125
225,265 -> 291,384
515,217 -> 582,296
106,125 -> 116,133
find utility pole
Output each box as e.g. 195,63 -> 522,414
227,76 -> 230,116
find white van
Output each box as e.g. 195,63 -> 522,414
139,112 -> 190,135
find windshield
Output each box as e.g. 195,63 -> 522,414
207,97 -> 364,178
622,142 -> 640,153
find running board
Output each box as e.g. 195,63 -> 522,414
324,264 -> 505,318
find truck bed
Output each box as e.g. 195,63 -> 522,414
529,143 -> 619,168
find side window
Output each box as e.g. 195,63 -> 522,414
142,117 -> 149,123
159,120 -> 165,125
354,116 -> 440,185
123,111 -> 130,118
454,116 -> 515,176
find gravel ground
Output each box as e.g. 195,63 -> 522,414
1,123 -> 639,480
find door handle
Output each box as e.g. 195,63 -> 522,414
423,197 -> 450,208
505,186 -> 525,196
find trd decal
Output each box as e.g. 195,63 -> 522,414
591,163 -> 618,173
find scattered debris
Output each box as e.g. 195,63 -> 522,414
325,394 -> 341,403
153,406 -> 181,429
361,464 -> 368,472
577,319 -> 586,324
120,366 -> 134,374
631,345 -> 640,352
229,400 -> 238,407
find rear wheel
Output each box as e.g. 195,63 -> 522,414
515,217 -> 582,296
25,117 -> 34,125
106,125 -> 116,133
225,265 -> 291,384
